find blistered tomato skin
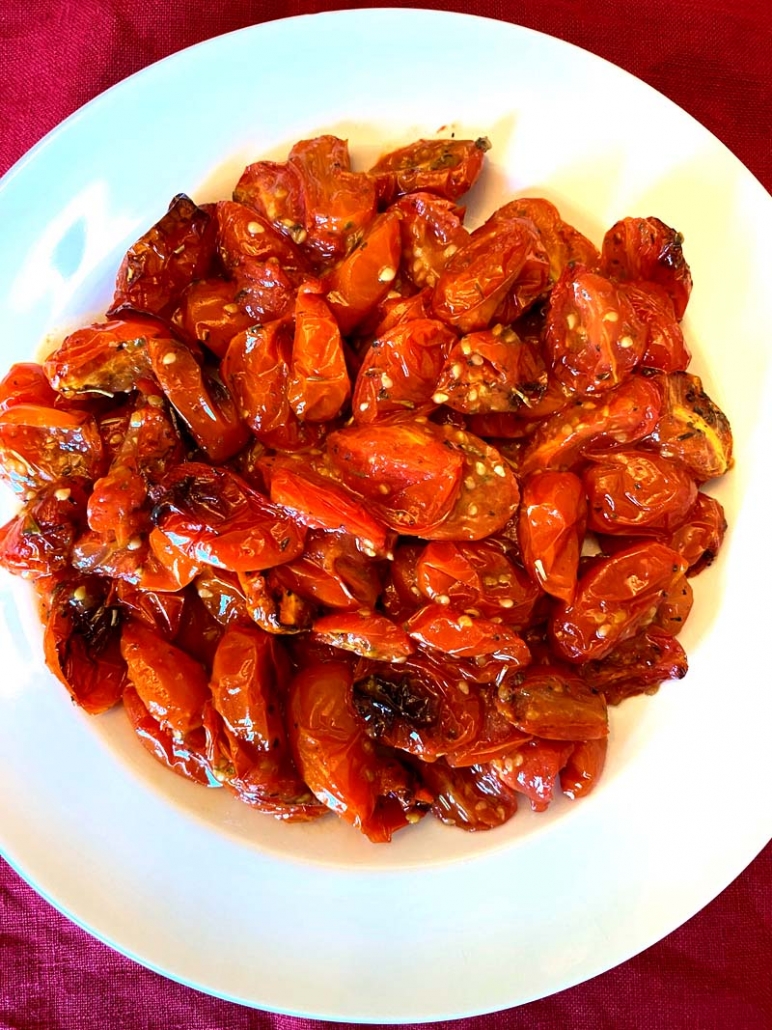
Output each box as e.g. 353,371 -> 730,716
0,132 -> 733,840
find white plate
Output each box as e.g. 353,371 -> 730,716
1,8 -> 771,1021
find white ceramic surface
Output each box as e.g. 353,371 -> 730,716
1,8 -> 771,1021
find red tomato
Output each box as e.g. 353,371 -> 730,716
580,628 -> 688,705
491,197 -> 600,282
445,688 -> 532,767
136,528 -> 202,592
238,568 -> 316,635
622,281 -> 691,372
652,573 -> 694,635
352,653 -> 483,759
416,539 -> 541,627
327,419 -> 464,535
216,199 -> 309,279
193,566 -> 251,626
172,587 -> 224,671
288,660 -> 420,842
153,462 -> 306,572
313,611 -> 415,662
496,665 -> 609,740
268,458 -> 389,553
148,338 -> 249,463
601,216 -> 693,320
288,136 -> 378,264
560,738 -> 608,799
324,210 -> 402,334
518,470 -> 587,602
87,465 -> 148,546
288,289 -> 350,421
123,686 -> 218,786
109,194 -> 217,319
353,318 -> 456,423
433,326 -> 549,415
371,287 -> 434,336
668,492 -> 727,574
113,581 -> 186,639
171,278 -> 255,359
233,159 -> 306,244
583,450 -> 697,535
0,478 -> 88,579
646,372 -> 733,482
121,618 -> 211,735
0,403 -> 105,496
369,137 -> 490,204
0,362 -> 58,411
518,376 -> 662,477
492,738 -> 575,811
271,530 -> 382,612
432,215 -> 550,333
43,576 -> 127,714
221,319 -> 293,439
406,605 -> 531,664
392,192 -> 471,288
549,541 -> 689,662
44,318 -> 170,395
545,266 -> 647,395
421,761 -> 519,831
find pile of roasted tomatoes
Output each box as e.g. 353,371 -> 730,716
0,134 -> 733,842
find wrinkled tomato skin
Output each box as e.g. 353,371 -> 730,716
0,478 -> 89,579
549,541 -> 688,663
492,198 -> 600,283
421,761 -> 519,831
583,450 -> 697,536
622,282 -> 691,372
43,576 -> 127,715
445,689 -> 531,767
669,492 -> 727,574
518,470 -> 587,603
645,372 -> 733,482
493,738 -> 575,811
352,653 -> 483,760
221,319 -> 293,439
0,404 -> 105,496
601,216 -> 692,320
123,685 -> 219,786
233,159 -> 306,243
392,192 -> 471,289
288,660 -> 418,843
324,211 -> 402,335
369,137 -> 490,204
0,362 -> 58,411
545,266 -> 647,395
172,587 -> 224,672
153,462 -> 306,573
44,318 -> 169,396
289,290 -> 350,421
432,216 -> 550,333
121,618 -> 211,735
406,605 -> 531,664
518,376 -> 662,477
313,611 -> 415,662
496,665 -> 609,740
148,338 -> 249,463
352,318 -> 456,423
560,738 -> 608,800
271,530 -> 382,612
171,278 -> 254,359
580,628 -> 688,705
110,194 -> 217,319
216,199 -> 309,279
113,580 -> 186,639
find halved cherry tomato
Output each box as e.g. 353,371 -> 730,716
194,566 -> 251,626
496,665 -> 609,740
421,761 -> 519,831
601,216 -> 692,320
313,611 -> 414,662
44,318 -> 170,395
113,580 -> 186,639
646,371 -> 733,482
492,738 -> 575,811
270,530 -> 382,612
549,541 -> 688,662
491,197 -> 600,282
288,289 -> 350,421
0,478 -> 88,579
233,159 -> 306,244
369,137 -> 490,204
560,738 -> 608,800
0,404 -> 105,496
580,628 -> 688,705
109,194 -> 217,319
288,660 -> 421,842
216,199 -> 309,279
668,492 -> 727,574
622,281 -> 690,372
121,618 -> 210,735
445,688 -> 531,767
152,462 -> 306,572
0,362 -> 58,411
406,605 -> 531,664
221,319 -> 293,439
518,470 -> 587,603
238,568 -> 316,634
123,685 -> 218,786
324,210 -> 402,334
392,192 -> 470,289
171,278 -> 255,359
544,266 -> 647,395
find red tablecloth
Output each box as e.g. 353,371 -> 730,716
1,2 -> 771,1028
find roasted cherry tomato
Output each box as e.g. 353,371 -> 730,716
0,362 -> 58,411
445,688 -> 531,767
406,605 -> 531,664
288,660 -> 421,842
238,568 -> 316,635
369,137 -> 490,204
544,266 -> 647,395
152,462 -> 306,572
492,738 -> 575,812
109,194 -> 217,319
668,492 -> 727,574
288,288 -> 350,421
233,159 -> 306,244
271,530 -> 383,612
646,371 -> 733,482
44,318 -> 170,395
313,611 -> 415,662
491,197 -> 600,283
0,478 -> 88,579
518,470 -> 587,602
123,685 -> 218,786
353,318 -> 456,422
0,403 -> 105,496
433,326 -> 548,415
622,281 -> 690,372
121,618 -> 210,735
421,760 -> 519,831
601,216 -> 692,320
113,580 -> 186,639
43,575 -> 127,714
580,628 -> 688,705
560,738 -> 608,800
171,278 -> 255,359
549,541 -> 688,662
496,665 -> 609,740
221,319 -> 293,439
392,192 -> 470,289
194,566 -> 251,626
324,210 -> 402,334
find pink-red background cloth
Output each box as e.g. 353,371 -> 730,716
1,1 -> 770,1027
